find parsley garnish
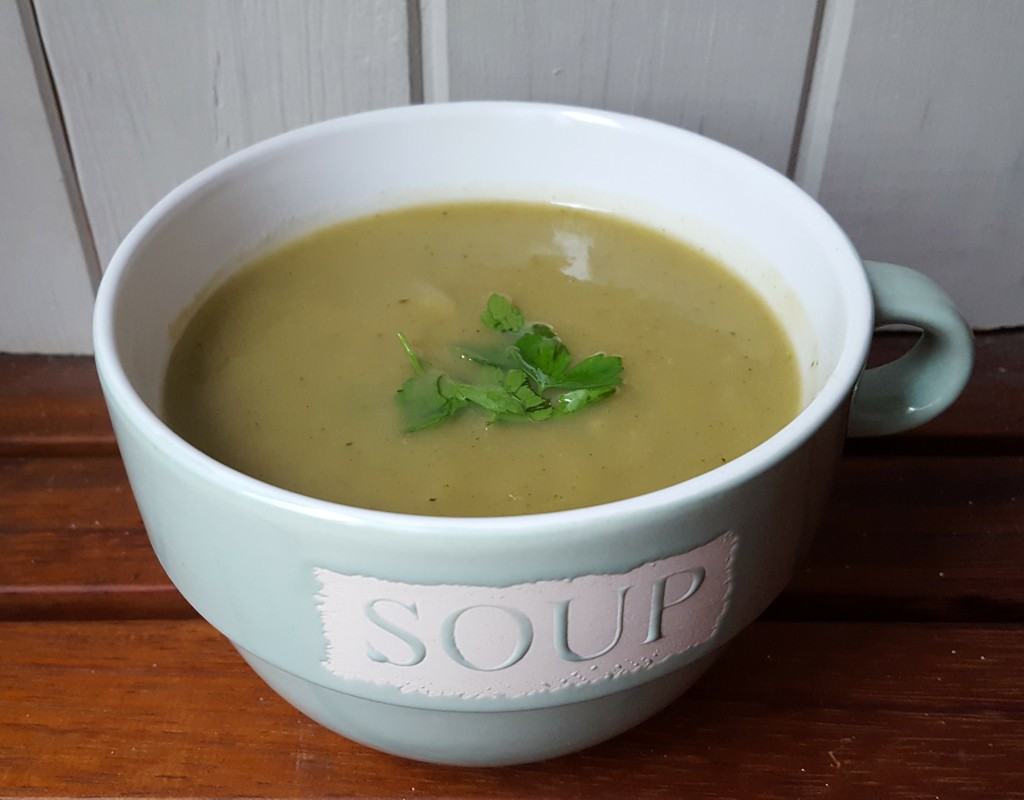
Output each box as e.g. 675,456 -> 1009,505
396,294 -> 623,432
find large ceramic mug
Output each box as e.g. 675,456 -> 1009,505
93,102 -> 973,766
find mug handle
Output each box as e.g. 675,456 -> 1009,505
847,261 -> 974,437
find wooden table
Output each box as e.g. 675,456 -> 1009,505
2,334 -> 1022,798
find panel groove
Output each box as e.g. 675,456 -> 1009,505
785,0 -> 828,179
791,0 -> 857,197
16,0 -> 102,294
811,0 -> 1024,327
406,0 -> 425,103
34,0 -> 412,269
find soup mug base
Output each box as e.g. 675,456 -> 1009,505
235,644 -> 721,766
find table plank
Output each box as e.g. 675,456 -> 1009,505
1,619 -> 1020,798
1,345 -> 1021,799
775,454 -> 1024,622
0,457 -> 188,620
0,355 -> 116,457
3,456 -> 1022,622
0,456 -> 141,532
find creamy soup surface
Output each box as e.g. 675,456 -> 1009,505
163,201 -> 801,516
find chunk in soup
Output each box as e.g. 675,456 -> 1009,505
163,201 -> 801,516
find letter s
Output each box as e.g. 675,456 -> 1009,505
364,599 -> 427,667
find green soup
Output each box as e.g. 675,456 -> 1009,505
163,201 -> 801,516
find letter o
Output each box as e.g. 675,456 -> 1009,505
440,604 -> 534,672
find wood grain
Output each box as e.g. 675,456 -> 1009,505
0,355 -> 115,456
34,0 -> 411,268
2,346 -> 1021,797
0,0 -> 96,354
778,456 -> 1024,623
442,0 -> 818,173
1,619 -> 1021,798
0,529 -> 191,621
0,457 -> 140,533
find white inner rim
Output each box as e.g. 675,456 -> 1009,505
93,102 -> 872,535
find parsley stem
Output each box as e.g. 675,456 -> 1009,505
397,332 -> 426,377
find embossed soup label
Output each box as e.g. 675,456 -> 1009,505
314,531 -> 735,699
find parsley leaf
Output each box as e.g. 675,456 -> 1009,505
557,353 -> 624,389
511,330 -> 574,392
440,375 -> 526,417
395,335 -> 468,431
396,294 -> 623,432
480,294 -> 525,333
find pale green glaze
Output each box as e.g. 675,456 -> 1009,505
93,102 -> 973,766
849,261 -> 974,437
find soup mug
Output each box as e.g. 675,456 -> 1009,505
93,102 -> 972,766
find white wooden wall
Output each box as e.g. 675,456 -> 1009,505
3,0 -> 1022,354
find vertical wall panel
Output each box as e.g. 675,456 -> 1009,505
35,0 -> 411,269
8,0 -> 1022,353
1,0 -> 96,354
441,0 -> 819,173
806,0 -> 1024,329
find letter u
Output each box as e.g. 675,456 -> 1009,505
552,586 -> 629,662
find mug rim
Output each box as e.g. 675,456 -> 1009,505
93,100 -> 873,535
